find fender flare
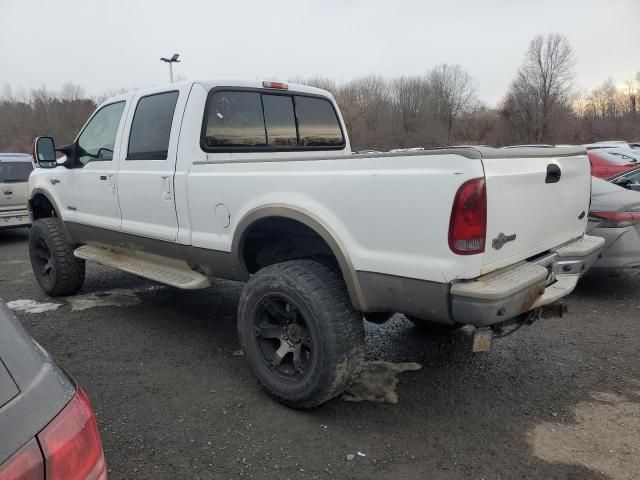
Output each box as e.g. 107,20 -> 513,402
232,204 -> 367,311
28,188 -> 76,242
28,188 -> 62,220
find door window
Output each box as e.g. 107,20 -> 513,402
127,91 -> 179,160
76,102 -> 126,166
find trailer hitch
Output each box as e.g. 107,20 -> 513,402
471,303 -> 568,352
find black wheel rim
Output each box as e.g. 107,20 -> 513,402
253,295 -> 314,381
33,236 -> 54,285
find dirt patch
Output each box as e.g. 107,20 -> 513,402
343,361 -> 422,404
530,389 -> 640,480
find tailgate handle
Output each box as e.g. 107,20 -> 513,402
545,164 -> 561,184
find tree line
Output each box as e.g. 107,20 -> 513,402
1,33 -> 638,153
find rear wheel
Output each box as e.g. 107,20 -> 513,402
406,316 -> 462,334
28,218 -> 85,296
237,260 -> 364,408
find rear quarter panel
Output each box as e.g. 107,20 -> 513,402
181,154 -> 486,283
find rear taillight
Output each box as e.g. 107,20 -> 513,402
589,210 -> 640,228
449,178 -> 487,255
38,389 -> 107,480
0,438 -> 44,480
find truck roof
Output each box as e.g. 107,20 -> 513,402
197,79 -> 334,98
99,79 -> 336,106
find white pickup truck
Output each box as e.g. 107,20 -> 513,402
29,80 -> 604,407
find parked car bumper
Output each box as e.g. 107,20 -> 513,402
585,225 -> 640,277
0,209 -> 30,229
450,235 -> 605,326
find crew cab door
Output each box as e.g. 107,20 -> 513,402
117,86 -> 189,243
62,100 -> 128,231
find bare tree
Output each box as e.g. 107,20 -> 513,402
391,76 -> 430,136
624,74 -> 639,119
60,83 -> 86,101
2,62 -> 639,154
428,64 -> 477,141
504,33 -> 575,143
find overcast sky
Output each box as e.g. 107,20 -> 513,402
1,0 -> 638,105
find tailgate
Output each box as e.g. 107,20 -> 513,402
480,148 -> 591,273
0,181 -> 29,211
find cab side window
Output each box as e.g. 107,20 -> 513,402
127,91 -> 179,160
76,102 -> 126,166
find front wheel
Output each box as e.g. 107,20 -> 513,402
237,260 -> 364,409
28,218 -> 85,296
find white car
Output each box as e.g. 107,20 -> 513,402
28,79 -> 603,407
0,153 -> 33,230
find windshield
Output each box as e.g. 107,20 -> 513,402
595,150 -> 640,165
0,162 -> 33,183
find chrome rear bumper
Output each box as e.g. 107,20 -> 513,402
450,235 -> 605,326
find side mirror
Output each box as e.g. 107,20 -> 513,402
33,136 -> 58,168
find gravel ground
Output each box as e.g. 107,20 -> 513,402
1,228 -> 639,480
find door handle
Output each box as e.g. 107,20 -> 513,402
161,175 -> 172,200
545,164 -> 561,184
104,174 -> 116,194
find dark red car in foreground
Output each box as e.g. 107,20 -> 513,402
588,148 -> 640,178
0,301 -> 107,480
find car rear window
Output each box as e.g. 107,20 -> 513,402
128,91 -> 179,160
202,90 -> 344,151
0,162 -> 33,183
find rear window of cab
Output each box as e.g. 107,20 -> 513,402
201,90 -> 345,152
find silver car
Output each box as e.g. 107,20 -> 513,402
587,177 -> 640,277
